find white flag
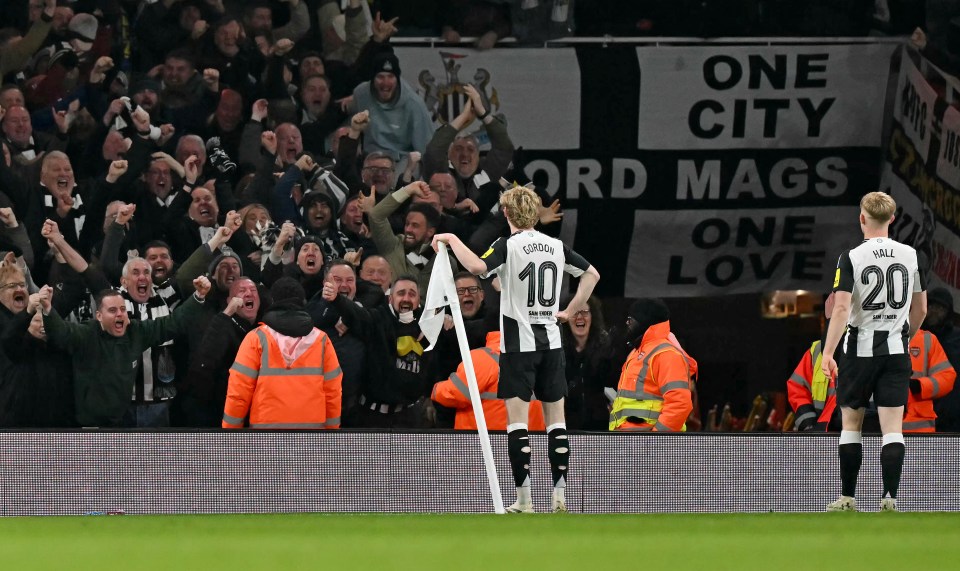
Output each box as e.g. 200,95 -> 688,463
419,244 -> 457,350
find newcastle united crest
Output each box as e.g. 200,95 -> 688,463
418,51 -> 500,124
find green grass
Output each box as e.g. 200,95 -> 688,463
1,513 -> 957,570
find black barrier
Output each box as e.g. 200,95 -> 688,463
1,431 -> 957,515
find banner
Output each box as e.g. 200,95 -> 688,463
397,43 -> 898,297
637,45 -> 895,150
881,47 -> 960,303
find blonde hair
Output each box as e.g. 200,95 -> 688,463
499,185 -> 540,230
860,191 -> 896,224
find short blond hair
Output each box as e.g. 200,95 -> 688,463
860,191 -> 896,224
499,185 -> 540,230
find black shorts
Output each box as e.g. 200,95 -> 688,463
498,348 -> 566,403
836,353 -> 911,409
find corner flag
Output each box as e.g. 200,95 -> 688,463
419,243 -> 505,514
420,244 -> 456,351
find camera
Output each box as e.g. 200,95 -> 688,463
206,137 -> 236,174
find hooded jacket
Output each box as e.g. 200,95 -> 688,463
222,306 -> 342,429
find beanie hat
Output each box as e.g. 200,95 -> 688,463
295,234 -> 324,258
371,52 -> 401,80
270,277 -> 306,309
130,78 -> 162,97
627,298 -> 670,332
928,287 -> 954,314
207,247 -> 243,276
68,13 -> 99,43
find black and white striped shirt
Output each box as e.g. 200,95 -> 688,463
834,237 -> 924,357
481,230 -> 590,353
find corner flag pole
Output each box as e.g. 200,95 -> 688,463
438,244 -> 505,514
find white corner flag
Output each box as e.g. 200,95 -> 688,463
420,243 -> 455,351
420,243 -> 505,514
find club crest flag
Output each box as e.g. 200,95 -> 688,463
420,245 -> 457,350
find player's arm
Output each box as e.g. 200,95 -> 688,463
558,246 -> 599,321
908,292 -> 927,340
432,233 -> 488,275
909,263 -> 928,341
821,252 -> 854,379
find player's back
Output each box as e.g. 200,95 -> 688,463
839,237 -> 921,357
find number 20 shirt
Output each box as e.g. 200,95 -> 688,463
834,237 -> 925,357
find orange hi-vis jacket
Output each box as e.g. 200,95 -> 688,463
904,329 -> 956,432
222,325 -> 343,429
787,340 -> 835,430
792,330 -> 955,433
431,332 -> 545,431
609,321 -> 697,432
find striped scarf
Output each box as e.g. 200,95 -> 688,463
120,287 -> 176,402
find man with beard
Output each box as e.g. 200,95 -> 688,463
38,275 -> 212,428
180,276 -> 260,427
349,52 -> 432,160
423,84 -> 514,204
98,201 -> 182,309
308,260 -> 368,426
323,274 -> 437,428
368,181 -> 454,296
262,224 -> 326,301
223,277 -> 342,430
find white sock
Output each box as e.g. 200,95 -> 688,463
882,432 -> 905,446
516,484 -> 531,505
839,430 -> 862,445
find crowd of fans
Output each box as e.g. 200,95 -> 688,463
0,0 -> 616,430
0,1 -> 958,432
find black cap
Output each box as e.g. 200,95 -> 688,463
628,298 -> 670,328
928,287 -> 954,313
270,277 -> 306,309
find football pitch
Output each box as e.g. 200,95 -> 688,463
2,512 -> 958,570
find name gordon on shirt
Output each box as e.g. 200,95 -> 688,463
523,243 -> 556,255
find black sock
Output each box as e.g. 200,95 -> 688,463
838,443 -> 862,498
881,442 -> 906,499
547,427 -> 569,487
507,428 -> 531,488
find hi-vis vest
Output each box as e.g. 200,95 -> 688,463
609,322 -> 695,432
787,341 -> 837,429
223,326 -> 342,429
904,330 -> 956,432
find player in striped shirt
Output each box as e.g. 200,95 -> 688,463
821,192 -> 927,512
433,184 -> 600,513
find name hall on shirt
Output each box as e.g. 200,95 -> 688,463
873,249 -> 894,259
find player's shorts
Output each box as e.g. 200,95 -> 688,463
836,353 -> 911,409
498,348 -> 566,403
